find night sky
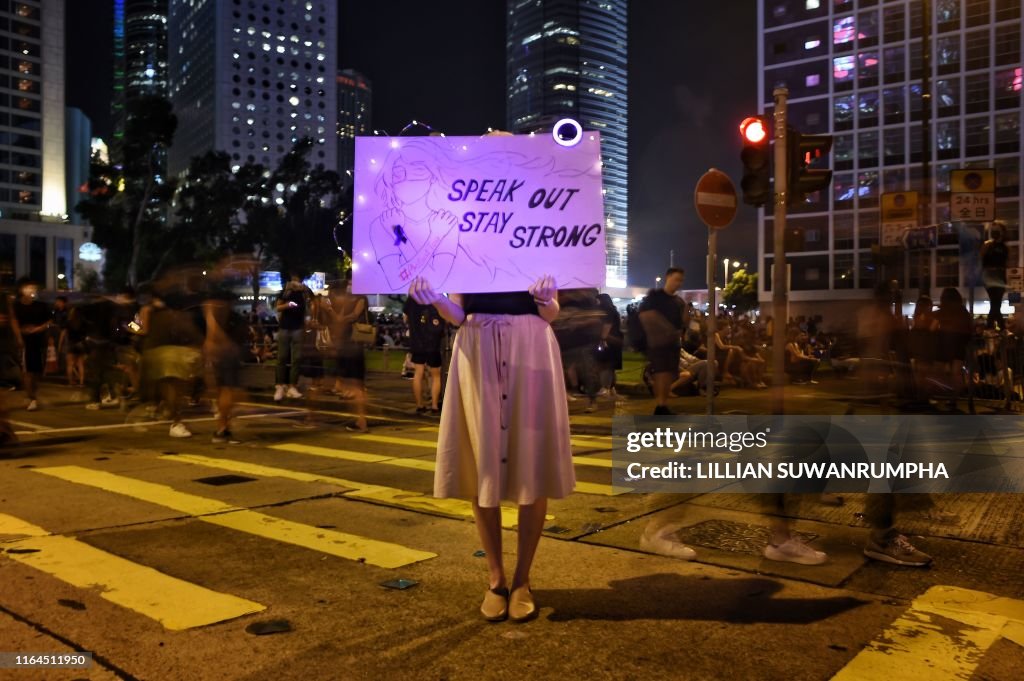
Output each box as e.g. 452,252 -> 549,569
67,1 -> 758,291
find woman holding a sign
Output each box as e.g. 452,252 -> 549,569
409,274 -> 574,623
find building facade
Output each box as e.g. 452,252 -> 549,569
112,0 -> 168,164
506,0 -> 629,288
336,68 -> 371,188
65,107 -> 91,226
758,0 -> 1022,323
0,0 -> 86,291
167,0 -> 338,177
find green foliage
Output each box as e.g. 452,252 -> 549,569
76,95 -> 178,288
721,269 -> 759,313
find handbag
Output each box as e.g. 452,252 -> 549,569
315,326 -> 332,352
350,304 -> 377,346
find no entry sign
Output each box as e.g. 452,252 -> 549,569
695,169 -> 738,230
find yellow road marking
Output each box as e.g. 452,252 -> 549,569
34,467 -> 436,569
356,433 -> 435,449
276,442 -> 624,492
0,514 -> 264,630
163,454 -> 523,528
832,585 -> 1024,681
569,415 -> 613,427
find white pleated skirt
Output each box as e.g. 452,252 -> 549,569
434,313 -> 575,507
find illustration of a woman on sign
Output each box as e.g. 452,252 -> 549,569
369,140 -> 463,290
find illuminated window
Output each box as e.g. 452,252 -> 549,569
806,73 -> 820,87
833,55 -> 855,82
806,0 -> 820,8
833,16 -> 855,45
804,39 -> 821,50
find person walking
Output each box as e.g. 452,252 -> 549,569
274,273 -> 308,402
409,275 -> 574,623
639,268 -> 687,415
330,282 -> 370,432
980,221 -> 1009,330
11,278 -> 51,412
402,296 -> 446,414
203,280 -> 246,443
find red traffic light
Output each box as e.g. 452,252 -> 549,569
740,117 -> 767,144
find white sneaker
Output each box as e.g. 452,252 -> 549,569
763,537 -> 827,565
101,396 -> 119,407
597,388 -> 610,397
168,423 -> 192,438
273,385 -> 285,402
286,386 -> 303,399
639,532 -> 697,560
85,402 -> 102,410
26,400 -> 38,412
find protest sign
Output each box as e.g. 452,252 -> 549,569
350,133 -> 606,294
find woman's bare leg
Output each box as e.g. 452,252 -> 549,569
472,499 -> 505,589
512,498 -> 547,589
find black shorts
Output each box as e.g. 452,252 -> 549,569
411,350 -> 442,368
211,351 -> 242,388
23,339 -> 45,374
646,344 -> 680,375
336,343 -> 366,381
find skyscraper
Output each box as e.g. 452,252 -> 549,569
336,68 -> 371,187
167,0 -> 338,177
65,107 -> 92,227
112,0 -> 168,164
506,0 -> 629,288
0,0 -> 85,290
757,0 -> 1022,319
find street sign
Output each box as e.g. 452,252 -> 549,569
881,191 -> 918,247
694,168 -> 738,230
1008,267 -> 1023,294
951,168 -> 995,222
902,225 -> 937,250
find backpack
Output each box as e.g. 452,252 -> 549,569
627,306 -> 646,353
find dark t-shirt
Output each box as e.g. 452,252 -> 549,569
982,241 -> 1009,269
278,288 -> 306,330
639,289 -> 685,330
14,299 -> 50,345
403,298 -> 446,352
461,292 -> 538,316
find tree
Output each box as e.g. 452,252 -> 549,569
77,96 -> 178,288
721,269 -> 759,313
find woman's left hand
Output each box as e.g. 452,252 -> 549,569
529,274 -> 557,305
408,277 -> 443,306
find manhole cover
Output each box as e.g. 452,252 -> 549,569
674,519 -> 817,555
194,475 -> 257,486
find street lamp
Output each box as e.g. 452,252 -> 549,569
655,276 -> 662,289
723,258 -> 731,285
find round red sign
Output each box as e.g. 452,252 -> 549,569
694,168 -> 738,230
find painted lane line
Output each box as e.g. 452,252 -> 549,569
163,453 -> 524,528
276,441 -> 626,494
831,585 -> 1024,681
0,513 -> 265,630
33,466 -> 435,569
11,409 -> 302,436
351,434 -> 617,471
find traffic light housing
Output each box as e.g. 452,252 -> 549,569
739,116 -> 772,207
787,128 -> 833,207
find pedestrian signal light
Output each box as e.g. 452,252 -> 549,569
787,128 -> 833,207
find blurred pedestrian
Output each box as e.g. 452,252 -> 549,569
329,281 -> 370,432
403,296 -> 446,414
274,272 -> 308,402
140,281 -> 204,437
595,293 -> 624,400
11,277 -> 51,411
409,275 -> 574,623
981,221 -> 1009,330
203,279 -> 246,443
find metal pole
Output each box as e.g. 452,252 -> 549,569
707,228 -> 717,415
771,88 -> 789,416
919,0 -> 932,299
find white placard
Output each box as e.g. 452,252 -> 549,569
350,134 -> 606,294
